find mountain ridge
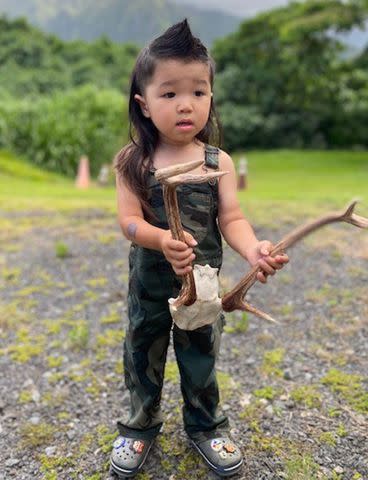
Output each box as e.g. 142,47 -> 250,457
0,0 -> 241,46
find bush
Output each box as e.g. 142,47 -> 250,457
0,85 -> 128,176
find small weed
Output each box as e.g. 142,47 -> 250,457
19,422 -> 56,448
158,432 -> 185,456
165,361 -> 179,384
96,425 -> 117,454
336,423 -> 347,437
7,332 -> 46,363
85,377 -> 103,397
1,267 -> 21,283
135,473 -> 152,480
39,454 -> 75,479
290,385 -> 322,408
251,433 -> 285,455
86,277 -> 108,288
84,290 -> 99,301
328,407 -> 342,418
253,386 -> 279,400
284,453 -> 319,479
96,328 -> 124,347
321,368 -> 368,414
261,348 -> 285,376
68,321 -> 89,350
55,242 -> 70,259
18,390 -> 33,404
100,309 -> 121,324
318,431 -> 336,447
42,390 -> 69,407
224,311 -> 248,334
43,319 -> 63,335
217,370 -> 238,400
47,356 -> 64,368
98,233 -> 117,244
0,301 -> 33,330
115,359 -> 124,375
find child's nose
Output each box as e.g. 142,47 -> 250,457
177,98 -> 193,113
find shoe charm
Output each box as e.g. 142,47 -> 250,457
219,450 -> 228,459
132,440 -> 145,454
210,439 -> 223,452
113,437 -> 126,449
224,442 -> 236,453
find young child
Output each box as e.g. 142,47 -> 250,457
111,19 -> 288,478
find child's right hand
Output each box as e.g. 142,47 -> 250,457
160,230 -> 197,276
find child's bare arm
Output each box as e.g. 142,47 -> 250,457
116,175 -> 196,275
217,151 -> 288,283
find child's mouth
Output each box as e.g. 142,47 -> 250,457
176,120 -> 194,130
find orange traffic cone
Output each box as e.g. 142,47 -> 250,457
75,155 -> 90,189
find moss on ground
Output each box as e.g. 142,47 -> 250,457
321,368 -> 368,414
19,422 -> 56,448
290,385 -> 322,408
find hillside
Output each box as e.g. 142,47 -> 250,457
0,0 -> 240,47
0,16 -> 139,96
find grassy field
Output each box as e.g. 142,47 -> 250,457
1,149 -> 367,223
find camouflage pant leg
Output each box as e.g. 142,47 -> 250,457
117,294 -> 172,440
173,313 -> 229,441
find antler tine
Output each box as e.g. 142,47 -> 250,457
241,301 -> 280,324
341,199 -> 368,228
155,159 -> 204,182
155,160 -> 228,308
222,200 -> 368,319
165,171 -> 228,187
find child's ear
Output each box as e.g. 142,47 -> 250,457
134,94 -> 150,118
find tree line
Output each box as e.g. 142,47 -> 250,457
0,0 -> 367,177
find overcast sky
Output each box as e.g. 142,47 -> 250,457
177,0 -> 291,17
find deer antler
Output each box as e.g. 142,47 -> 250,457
155,159 -> 228,308
221,200 -> 368,322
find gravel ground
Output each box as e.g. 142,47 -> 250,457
0,208 -> 367,480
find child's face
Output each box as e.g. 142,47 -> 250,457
135,59 -> 212,146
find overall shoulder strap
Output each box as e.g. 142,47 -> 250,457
204,144 -> 219,170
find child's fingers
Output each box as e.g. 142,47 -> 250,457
172,254 -> 195,269
174,265 -> 193,276
170,248 -> 194,261
257,271 -> 268,283
169,239 -> 191,251
275,254 -> 289,264
183,231 -> 198,248
258,259 -> 276,276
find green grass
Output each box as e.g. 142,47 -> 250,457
1,149 -> 367,222
0,150 -> 115,212
233,149 -> 368,223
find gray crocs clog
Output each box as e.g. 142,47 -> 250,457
110,435 -> 154,478
192,436 -> 243,477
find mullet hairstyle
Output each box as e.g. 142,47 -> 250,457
115,18 -> 222,219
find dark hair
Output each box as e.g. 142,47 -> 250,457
115,18 -> 222,218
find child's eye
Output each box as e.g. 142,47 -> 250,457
194,91 -> 205,97
163,92 -> 175,98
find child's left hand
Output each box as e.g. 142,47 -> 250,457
246,240 -> 289,284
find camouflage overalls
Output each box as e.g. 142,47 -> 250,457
117,145 -> 229,442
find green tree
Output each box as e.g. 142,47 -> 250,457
212,0 -> 368,150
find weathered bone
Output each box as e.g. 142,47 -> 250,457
221,200 -> 368,322
168,264 -> 223,330
155,160 -> 228,310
